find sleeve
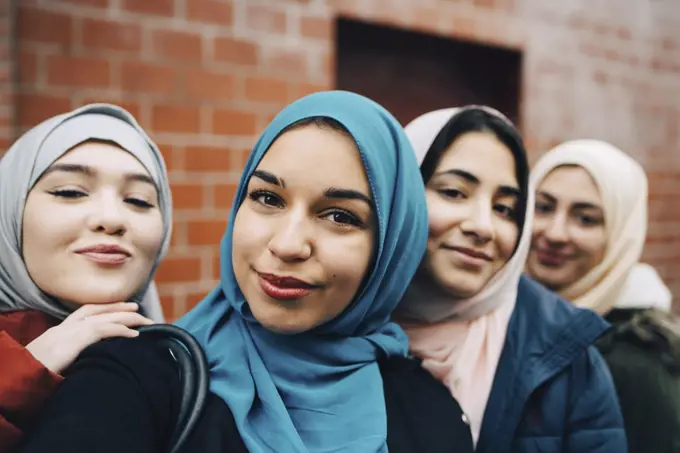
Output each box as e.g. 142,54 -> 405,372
17,336 -> 181,453
0,331 -> 63,452
566,346 -> 628,453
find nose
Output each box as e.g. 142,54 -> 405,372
459,199 -> 494,243
87,192 -> 127,236
267,211 -> 313,263
543,212 -> 569,244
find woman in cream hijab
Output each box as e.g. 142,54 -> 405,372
527,139 -> 679,453
394,107 -> 625,453
0,104 -> 171,451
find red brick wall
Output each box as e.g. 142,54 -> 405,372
0,0 -> 16,151
12,0 -> 680,318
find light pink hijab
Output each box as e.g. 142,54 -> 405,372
394,107 -> 534,444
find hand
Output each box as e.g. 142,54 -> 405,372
26,302 -> 154,374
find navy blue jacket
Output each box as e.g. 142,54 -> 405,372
477,276 -> 627,453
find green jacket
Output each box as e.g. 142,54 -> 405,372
597,308 -> 680,453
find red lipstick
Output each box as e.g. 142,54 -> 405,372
258,273 -> 318,301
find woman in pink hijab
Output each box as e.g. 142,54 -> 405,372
393,106 -> 625,453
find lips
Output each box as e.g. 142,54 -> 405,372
75,244 -> 132,266
535,249 -> 570,267
258,273 -> 319,301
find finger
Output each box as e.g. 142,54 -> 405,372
64,302 -> 139,323
87,324 -> 140,343
85,312 -> 154,327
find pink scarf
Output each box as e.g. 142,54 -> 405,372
394,107 -> 534,445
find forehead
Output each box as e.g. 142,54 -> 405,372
52,141 -> 150,175
539,166 -> 602,205
436,131 -> 518,187
256,125 -> 370,192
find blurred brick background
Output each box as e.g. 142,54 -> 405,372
1,0 -> 679,319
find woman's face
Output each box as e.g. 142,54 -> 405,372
423,131 -> 521,298
527,165 -> 607,290
231,124 -> 376,334
22,141 -> 164,307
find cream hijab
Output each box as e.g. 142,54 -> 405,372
530,139 -> 650,315
394,106 -> 534,444
0,104 -> 172,321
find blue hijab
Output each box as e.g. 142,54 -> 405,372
176,91 -> 428,452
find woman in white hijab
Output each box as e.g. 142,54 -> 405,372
0,104 -> 172,451
527,139 -> 679,453
393,107 -> 625,453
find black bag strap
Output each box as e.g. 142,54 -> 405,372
137,325 -> 209,453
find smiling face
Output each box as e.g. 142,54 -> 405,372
231,122 -> 376,334
423,131 -> 521,298
527,165 -> 607,291
22,140 -> 164,307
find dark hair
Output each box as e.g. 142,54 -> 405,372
419,108 -> 530,243
281,116 -> 350,136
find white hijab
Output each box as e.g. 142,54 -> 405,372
530,139 -> 653,315
0,104 -> 172,321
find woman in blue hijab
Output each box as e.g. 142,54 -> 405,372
19,91 -> 474,453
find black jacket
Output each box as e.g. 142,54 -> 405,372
18,335 -> 473,453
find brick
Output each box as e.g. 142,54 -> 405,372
184,146 -> 231,172
17,93 -> 71,128
171,183 -> 205,209
300,15 -> 332,40
214,183 -> 238,209
47,55 -> 110,88
121,0 -> 174,16
246,4 -> 286,34
187,290 -> 209,311
214,37 -> 258,66
185,69 -> 235,101
263,48 -> 307,78
59,0 -> 109,7
152,29 -> 203,62
151,104 -> 201,133
187,219 -> 227,245
187,0 -> 233,25
120,61 -> 177,94
159,294 -> 175,320
212,254 -> 221,280
244,76 -> 289,103
154,256 -> 202,283
18,50 -> 38,84
18,7 -> 73,46
212,109 -> 258,135
81,18 -> 142,53
156,143 -> 176,171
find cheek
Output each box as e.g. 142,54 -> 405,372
231,207 -> 270,261
323,234 -> 373,290
572,228 -> 607,258
131,212 -> 165,255
426,197 -> 460,241
496,221 -> 519,260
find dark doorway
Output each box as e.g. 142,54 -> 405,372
335,18 -> 523,128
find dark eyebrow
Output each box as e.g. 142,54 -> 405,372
498,186 -> 521,198
252,170 -> 285,188
41,163 -> 155,187
538,191 -> 601,211
433,169 -> 479,185
325,188 -> 374,211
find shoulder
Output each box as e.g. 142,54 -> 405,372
0,309 -> 59,345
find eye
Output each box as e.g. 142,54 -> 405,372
535,201 -> 553,214
322,209 -> 363,227
578,215 -> 602,227
494,204 -> 517,220
438,188 -> 465,200
125,198 -> 155,209
248,189 -> 284,208
48,189 -> 87,199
